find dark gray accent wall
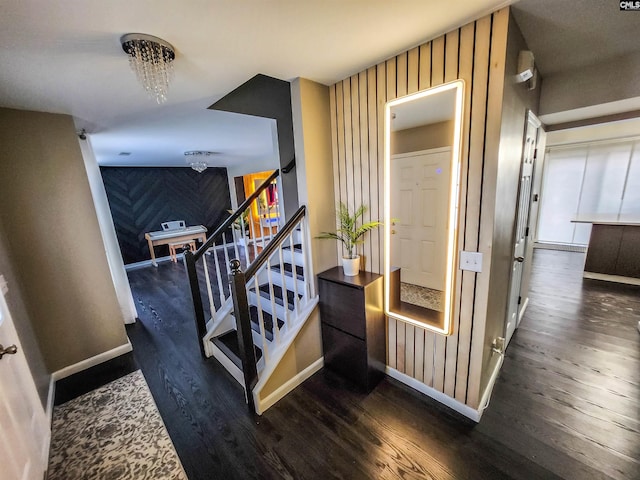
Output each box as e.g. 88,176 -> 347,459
209,74 -> 299,220
100,167 -> 231,264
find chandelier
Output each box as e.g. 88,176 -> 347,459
184,151 -> 214,173
121,33 -> 175,104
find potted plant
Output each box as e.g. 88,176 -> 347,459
318,202 -> 382,276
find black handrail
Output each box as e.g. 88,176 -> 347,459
191,168 -> 280,262
281,157 -> 296,173
245,205 -> 306,279
184,168 -> 280,357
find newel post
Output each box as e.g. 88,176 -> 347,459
184,250 -> 207,358
229,259 -> 258,413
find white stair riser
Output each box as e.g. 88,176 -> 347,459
248,290 -> 290,321
281,248 -> 304,267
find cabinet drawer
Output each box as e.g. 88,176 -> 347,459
321,323 -> 367,388
318,279 -> 365,339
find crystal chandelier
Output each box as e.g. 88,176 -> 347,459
184,151 -> 214,173
121,33 -> 175,104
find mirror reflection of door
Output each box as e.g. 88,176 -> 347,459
391,148 -> 451,311
384,80 -> 464,335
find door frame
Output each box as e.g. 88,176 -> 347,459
504,110 -> 542,345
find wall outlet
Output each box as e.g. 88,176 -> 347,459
459,251 -> 483,273
492,337 -> 506,355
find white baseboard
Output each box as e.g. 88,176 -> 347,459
584,271 -> 640,286
534,242 -> 587,253
518,297 -> 529,325
51,341 -> 133,381
254,357 -> 324,415
477,353 -> 504,418
385,366 -> 482,422
46,375 -> 56,422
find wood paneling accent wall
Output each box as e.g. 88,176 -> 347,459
329,9 -> 509,408
101,167 -> 231,264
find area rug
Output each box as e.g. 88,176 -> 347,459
48,370 -> 187,480
400,282 -> 443,311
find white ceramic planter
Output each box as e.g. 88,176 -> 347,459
342,255 -> 360,276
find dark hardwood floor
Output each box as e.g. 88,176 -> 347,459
61,249 -> 639,479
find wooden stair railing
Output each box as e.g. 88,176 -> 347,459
228,205 -> 312,412
184,169 -> 281,357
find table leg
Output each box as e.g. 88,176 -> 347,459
147,238 -> 158,267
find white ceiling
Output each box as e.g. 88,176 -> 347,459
391,88 -> 456,131
511,0 -> 640,77
0,0 -> 511,167
512,0 -> 640,125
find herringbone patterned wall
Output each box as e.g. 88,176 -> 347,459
100,167 -> 231,264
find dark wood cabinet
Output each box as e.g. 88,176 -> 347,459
318,267 -> 385,391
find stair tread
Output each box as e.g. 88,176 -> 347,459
271,262 -> 304,280
256,284 -> 299,309
249,306 -> 284,341
281,243 -> 303,253
211,330 -> 262,370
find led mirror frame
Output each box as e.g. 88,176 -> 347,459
383,80 -> 465,336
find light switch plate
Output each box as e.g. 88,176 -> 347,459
459,251 -> 482,273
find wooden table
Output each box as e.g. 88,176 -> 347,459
144,225 -> 207,267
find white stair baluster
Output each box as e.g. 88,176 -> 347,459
265,255 -> 281,346
300,217 -> 315,300
212,245 -> 225,306
240,213 -> 249,270
201,253 -> 216,319
252,275 -> 269,363
251,200 -> 259,262
288,232 -> 300,317
277,246 -> 291,331
222,231 -> 231,276
232,223 -> 241,267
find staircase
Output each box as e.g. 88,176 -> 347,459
184,171 -> 317,414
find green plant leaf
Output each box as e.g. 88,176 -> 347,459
316,202 -> 382,258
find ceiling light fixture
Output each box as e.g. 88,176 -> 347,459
121,33 -> 175,104
184,151 -> 214,173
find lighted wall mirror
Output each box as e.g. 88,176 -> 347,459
384,80 -> 465,335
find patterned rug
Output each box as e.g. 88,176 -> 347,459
400,282 -> 443,311
48,370 -> 187,480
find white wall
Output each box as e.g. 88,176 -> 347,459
226,122 -> 280,211
80,138 -> 138,323
547,117 -> 640,146
540,52 -> 640,119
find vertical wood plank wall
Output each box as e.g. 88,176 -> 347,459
328,9 -> 509,408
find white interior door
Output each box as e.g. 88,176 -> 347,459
0,275 -> 49,480
505,113 -> 540,346
391,149 -> 451,290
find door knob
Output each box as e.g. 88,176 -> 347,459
0,344 -> 18,359
514,256 -> 524,263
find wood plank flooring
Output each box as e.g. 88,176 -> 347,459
84,249 -> 639,479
